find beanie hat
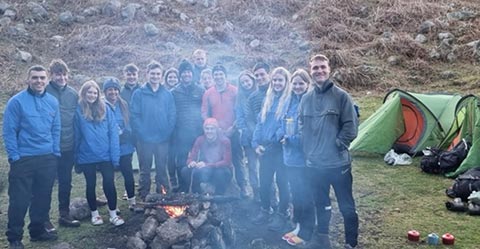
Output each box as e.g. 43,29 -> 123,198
178,59 -> 193,76
203,118 -> 219,127
212,63 -> 227,75
103,77 -> 121,92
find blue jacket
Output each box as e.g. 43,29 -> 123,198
74,106 -> 120,166
235,85 -> 256,146
3,88 -> 61,162
277,93 -> 305,167
130,83 -> 176,143
106,100 -> 135,156
252,95 -> 282,150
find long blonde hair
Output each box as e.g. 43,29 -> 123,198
79,80 -> 106,122
260,67 -> 291,123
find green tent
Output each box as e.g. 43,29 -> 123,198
350,89 -> 462,156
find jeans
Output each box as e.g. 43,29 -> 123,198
308,165 -> 358,247
119,153 -> 135,199
181,166 -> 232,194
81,162 -> 117,211
137,141 -> 169,198
6,154 -> 57,242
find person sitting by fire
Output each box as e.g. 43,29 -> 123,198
180,118 -> 233,195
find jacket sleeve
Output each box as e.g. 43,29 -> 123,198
52,101 -> 61,157
201,91 -> 209,120
73,108 -> 82,164
2,98 -> 21,162
207,138 -> 232,168
187,136 -> 201,165
251,113 -> 263,149
336,94 -> 359,150
107,108 -> 120,166
129,90 -> 141,139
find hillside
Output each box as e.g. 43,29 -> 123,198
0,0 -> 479,95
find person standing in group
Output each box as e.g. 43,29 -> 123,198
276,69 -> 320,246
199,68 -> 214,89
3,65 -> 60,248
163,67 -> 180,188
120,63 -> 140,104
245,62 -> 271,200
299,54 -> 359,249
192,49 -> 209,84
74,80 -> 124,227
103,78 -> 143,213
164,67 -> 179,91
251,67 -> 291,232
130,61 -> 176,198
172,59 -> 205,192
235,70 -> 258,199
44,59 -> 80,231
181,118 -> 233,195
201,63 -> 248,196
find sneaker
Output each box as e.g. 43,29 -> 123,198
59,214 -> 81,227
252,208 -> 271,225
129,204 -> 144,213
282,231 -> 298,241
9,241 -> 24,249
267,212 -> 288,231
44,221 -> 57,234
91,216 -> 104,226
109,216 -> 125,226
30,231 -> 58,242
286,235 -> 306,246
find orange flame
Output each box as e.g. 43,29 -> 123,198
164,205 -> 188,218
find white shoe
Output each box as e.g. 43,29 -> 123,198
91,216 -> 104,225
109,216 -> 125,226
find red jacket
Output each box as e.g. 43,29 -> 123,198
187,135 -> 232,168
201,84 -> 237,131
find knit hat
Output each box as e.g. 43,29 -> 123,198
203,118 -> 219,127
103,77 -> 121,92
212,63 -> 227,75
178,59 -> 193,76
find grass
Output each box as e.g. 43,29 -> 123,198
0,93 -> 480,248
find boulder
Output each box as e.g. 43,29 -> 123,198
249,39 -> 260,48
156,219 -> 193,247
3,8 -> 16,19
103,0 -> 122,17
447,10 -> 477,21
418,20 -> 435,34
126,236 -> 147,249
69,197 -> 90,220
83,6 -> 99,17
122,3 -> 141,21
0,1 -> 10,14
141,216 -> 158,241
387,56 -> 401,66
15,50 -> 32,63
27,2 -> 48,21
438,32 -> 454,42
144,23 -> 159,36
415,34 -> 427,44
0,16 -> 11,28
59,11 -> 74,26
8,23 -> 28,36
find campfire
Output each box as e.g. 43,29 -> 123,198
126,187 -> 238,249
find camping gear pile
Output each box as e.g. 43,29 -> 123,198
445,167 -> 480,215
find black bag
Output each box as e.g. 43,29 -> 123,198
446,167 -> 480,201
421,139 -> 470,174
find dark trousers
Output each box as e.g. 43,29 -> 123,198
119,154 -> 135,199
308,166 -> 358,247
6,154 -> 57,242
286,167 -> 315,240
230,131 -> 246,189
81,162 -> 117,211
258,145 -> 289,213
137,141 -> 169,198
57,150 -> 75,215
244,146 -> 258,190
173,136 -> 197,192
181,166 -> 232,195
167,138 -> 178,187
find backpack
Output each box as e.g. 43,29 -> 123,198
420,139 -> 470,174
446,167 -> 480,201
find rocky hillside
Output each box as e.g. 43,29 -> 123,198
0,0 -> 479,95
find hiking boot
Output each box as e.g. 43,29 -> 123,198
267,212 -> 288,232
59,214 -> 81,227
30,231 -> 58,242
9,241 -> 24,249
44,221 -> 57,234
252,208 -> 272,225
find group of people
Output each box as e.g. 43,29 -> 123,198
3,49 -> 360,249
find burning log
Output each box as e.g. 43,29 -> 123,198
140,193 -> 240,208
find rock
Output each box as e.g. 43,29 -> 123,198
429,49 -> 441,60
387,55 -> 401,66
220,219 -> 235,246
122,3 -> 141,21
447,10 -> 477,21
8,23 -> 28,36
156,219 -> 193,247
144,23 -> 159,36
382,31 -> 393,40
151,4 -> 167,15
3,8 -> 16,19
59,11 -> 74,26
415,34 -> 427,43
15,50 -> 32,63
27,2 -> 48,21
75,15 -> 86,23
0,1 -> 10,14
204,26 -> 213,34
447,52 -> 457,62
154,208 -> 169,223
50,35 -> 64,47
418,20 -> 435,34
51,242 -> 74,249
0,16 -> 11,27
202,0 -> 217,8
187,210 -> 208,229
150,236 -> 167,249
69,197 -> 90,220
179,12 -> 188,21
126,236 -> 147,249
249,39 -> 260,48
467,40 -> 480,48
440,70 -> 456,79
83,6 -> 99,17
141,216 -> 158,241
103,0 -> 122,17
438,32 -> 454,41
